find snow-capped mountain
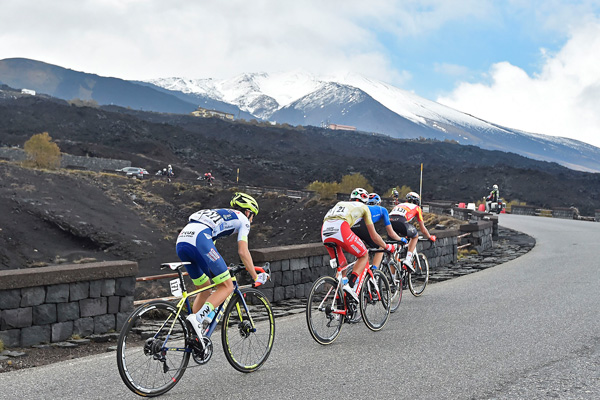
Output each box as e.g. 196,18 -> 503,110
149,71 -> 600,172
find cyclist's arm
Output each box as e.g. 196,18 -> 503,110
237,239 -> 258,281
417,220 -> 433,240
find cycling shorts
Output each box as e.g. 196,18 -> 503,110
175,223 -> 231,286
389,215 -> 418,239
321,219 -> 368,267
350,220 -> 378,249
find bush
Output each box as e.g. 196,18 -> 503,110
23,132 -> 61,169
306,173 -> 373,199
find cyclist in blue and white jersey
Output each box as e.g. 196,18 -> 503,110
351,192 -> 406,269
176,192 -> 268,338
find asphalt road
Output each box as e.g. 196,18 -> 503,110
2,214 -> 599,399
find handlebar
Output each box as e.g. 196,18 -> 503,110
228,262 -> 271,287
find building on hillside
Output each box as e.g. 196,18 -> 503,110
191,107 -> 234,121
21,88 -> 36,96
327,123 -> 356,131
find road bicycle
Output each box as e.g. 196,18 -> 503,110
306,243 -> 391,345
379,237 -> 431,303
116,262 -> 275,397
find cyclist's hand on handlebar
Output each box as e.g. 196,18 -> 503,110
253,272 -> 269,287
385,243 -> 396,253
429,235 -> 437,242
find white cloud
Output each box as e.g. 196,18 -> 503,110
437,19 -> 600,148
0,1 -> 492,85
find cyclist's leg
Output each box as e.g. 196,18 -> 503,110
337,222 -> 368,286
351,221 -> 381,267
322,220 -> 348,267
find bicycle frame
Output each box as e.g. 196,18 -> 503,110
158,264 -> 263,353
324,247 -> 382,318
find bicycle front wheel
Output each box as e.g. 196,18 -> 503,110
360,270 -> 391,331
409,253 -> 429,296
116,300 -> 191,397
306,276 -> 344,345
379,261 -> 402,313
222,288 -> 275,373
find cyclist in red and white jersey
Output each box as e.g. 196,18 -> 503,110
389,192 -> 436,272
321,188 -> 395,300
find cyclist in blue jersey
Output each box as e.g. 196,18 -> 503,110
351,193 -> 406,269
176,192 -> 269,338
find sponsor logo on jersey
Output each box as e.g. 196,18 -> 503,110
179,230 -> 195,238
322,227 -> 337,237
207,248 -> 221,262
350,245 -> 360,253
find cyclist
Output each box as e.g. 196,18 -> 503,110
485,184 -> 499,212
392,187 -> 400,205
351,192 -> 406,269
389,192 -> 436,272
321,188 -> 395,300
176,192 -> 269,338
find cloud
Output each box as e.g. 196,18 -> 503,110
437,19 -> 600,148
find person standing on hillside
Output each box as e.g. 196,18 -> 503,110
389,192 -> 436,272
321,188 -> 395,301
392,187 -> 400,205
175,192 -> 269,338
351,192 -> 406,269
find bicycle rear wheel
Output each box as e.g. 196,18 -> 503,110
116,300 -> 190,397
360,270 -> 391,331
222,288 -> 275,373
306,276 -> 344,345
409,253 -> 429,296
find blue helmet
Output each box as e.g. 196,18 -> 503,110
367,193 -> 381,205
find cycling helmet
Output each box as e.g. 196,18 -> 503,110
493,184 -> 498,190
350,188 -> 369,203
230,192 -> 259,215
367,193 -> 381,205
406,191 -> 421,205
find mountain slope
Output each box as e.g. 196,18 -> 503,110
1,58 -> 599,172
0,58 -> 198,114
150,71 -> 600,173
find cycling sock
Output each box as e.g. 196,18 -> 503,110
196,302 -> 215,323
349,272 -> 358,288
406,251 -> 413,261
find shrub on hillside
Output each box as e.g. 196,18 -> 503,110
307,173 -> 373,199
23,132 -> 61,169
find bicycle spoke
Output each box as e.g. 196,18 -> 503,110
306,276 -> 344,345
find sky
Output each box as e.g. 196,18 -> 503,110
2,0 -> 600,147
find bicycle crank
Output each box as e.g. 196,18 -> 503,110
192,336 -> 213,365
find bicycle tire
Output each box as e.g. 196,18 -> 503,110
360,269 -> 391,331
409,253 -> 429,296
221,288 -> 275,373
379,260 -> 402,313
306,276 -> 344,345
116,300 -> 191,397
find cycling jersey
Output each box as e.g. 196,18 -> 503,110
323,201 -> 373,227
187,209 -> 250,242
351,205 -> 391,248
389,202 -> 423,223
176,208 -> 250,287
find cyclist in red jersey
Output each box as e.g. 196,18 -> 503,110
389,192 -> 436,272
321,188 -> 395,300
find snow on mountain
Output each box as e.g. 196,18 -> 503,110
147,71 -> 600,172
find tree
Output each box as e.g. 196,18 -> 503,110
339,173 -> 373,193
23,132 -> 61,169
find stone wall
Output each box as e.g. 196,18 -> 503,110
247,226 -> 475,303
596,210 -> 600,222
458,221 -> 494,254
511,205 -> 538,216
551,207 -> 575,219
0,147 -> 130,172
0,261 -> 137,348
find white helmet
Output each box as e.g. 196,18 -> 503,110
493,184 -> 498,190
406,191 -> 421,205
168,165 -> 172,168
350,188 -> 369,203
